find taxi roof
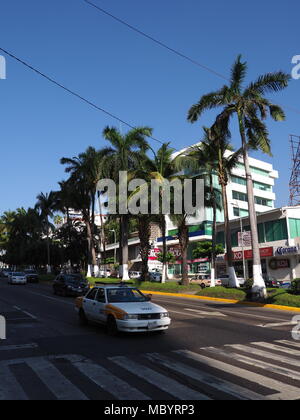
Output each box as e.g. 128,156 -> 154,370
93,282 -> 136,289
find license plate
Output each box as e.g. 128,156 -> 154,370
148,321 -> 159,330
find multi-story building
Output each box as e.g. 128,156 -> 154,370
215,206 -> 300,282
159,149 -> 279,278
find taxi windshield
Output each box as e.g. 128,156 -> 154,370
107,288 -> 147,303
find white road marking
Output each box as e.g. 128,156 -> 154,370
154,297 -> 290,322
258,321 -> 298,328
252,342 -> 300,356
146,352 -> 264,400
0,365 -> 28,400
23,291 -> 74,306
110,355 -> 210,400
225,344 -> 300,367
184,308 -> 227,317
276,339 -> 300,348
175,349 -> 300,400
204,346 -> 300,382
26,357 -> 88,400
65,355 -> 150,400
13,306 -> 37,320
0,343 -> 38,351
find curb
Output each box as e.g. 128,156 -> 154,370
141,290 -> 300,313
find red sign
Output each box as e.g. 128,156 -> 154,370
232,247 -> 273,261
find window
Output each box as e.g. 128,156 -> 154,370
289,219 -> 300,239
233,207 -> 240,217
265,219 -> 288,242
86,288 -> 98,301
255,197 -> 273,207
232,191 -> 248,202
253,181 -> 272,192
231,176 -> 247,186
96,289 -> 106,303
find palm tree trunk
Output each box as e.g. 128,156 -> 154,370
46,219 -> 51,273
121,215 -> 130,281
238,113 -> 266,296
138,216 -> 151,282
98,193 -> 107,277
161,215 -> 168,283
221,183 -> 239,288
179,221 -> 189,286
210,174 -> 217,287
91,193 -> 98,277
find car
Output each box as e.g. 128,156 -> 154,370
24,269 -> 39,283
8,272 -> 27,285
129,271 -> 142,279
148,272 -> 162,282
265,277 -> 281,288
189,274 -> 222,289
53,274 -> 90,297
219,275 -> 245,287
75,283 -> 171,335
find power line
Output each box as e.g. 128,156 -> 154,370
0,46 -> 164,145
83,0 -> 229,82
83,0 -> 300,117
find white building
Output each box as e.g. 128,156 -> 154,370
161,149 -> 279,278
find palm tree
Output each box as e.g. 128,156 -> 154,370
143,143 -> 178,283
169,213 -> 189,286
101,126 -> 152,281
36,192 -> 57,273
188,55 -> 290,294
60,148 -> 105,277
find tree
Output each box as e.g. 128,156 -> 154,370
169,213 -> 189,286
188,55 -> 290,295
102,126 -> 152,281
143,143 -> 177,283
36,192 -> 57,273
193,241 -> 224,262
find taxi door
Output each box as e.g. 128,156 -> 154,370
91,288 -> 107,324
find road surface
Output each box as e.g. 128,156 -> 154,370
0,278 -> 299,400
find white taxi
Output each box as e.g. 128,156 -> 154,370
75,283 -> 171,335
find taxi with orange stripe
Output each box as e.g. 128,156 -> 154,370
75,282 -> 171,335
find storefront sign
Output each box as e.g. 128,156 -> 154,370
148,248 -> 161,261
269,258 -> 290,270
231,247 -> 273,261
275,245 -> 300,256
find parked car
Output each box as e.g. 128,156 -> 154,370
219,275 -> 245,287
8,272 -> 27,285
148,272 -> 162,282
24,269 -> 39,283
53,274 -> 90,297
265,277 -> 281,288
75,283 -> 171,335
98,269 -> 111,278
129,271 -> 142,279
189,274 -> 222,288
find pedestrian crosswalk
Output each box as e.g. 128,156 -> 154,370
0,339 -> 299,400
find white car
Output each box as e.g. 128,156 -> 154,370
129,271 -> 142,279
75,284 -> 171,335
219,275 -> 245,287
8,272 -> 27,285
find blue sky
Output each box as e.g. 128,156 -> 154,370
0,0 -> 300,214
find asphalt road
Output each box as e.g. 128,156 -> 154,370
0,278 -> 299,400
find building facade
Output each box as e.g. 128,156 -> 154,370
216,207 -> 300,282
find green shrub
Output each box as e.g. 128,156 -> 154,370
291,279 -> 300,295
243,278 -> 253,291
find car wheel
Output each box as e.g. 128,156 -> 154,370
107,315 -> 118,336
200,283 -> 206,289
79,309 -> 88,326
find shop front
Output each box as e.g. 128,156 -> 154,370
217,245 -> 300,281
167,245 -> 211,278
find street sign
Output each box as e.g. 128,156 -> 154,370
238,231 -> 252,247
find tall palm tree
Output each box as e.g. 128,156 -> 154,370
143,143 -> 178,283
102,126 -> 152,281
60,148 -> 105,277
188,55 -> 290,294
36,192 -> 57,273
